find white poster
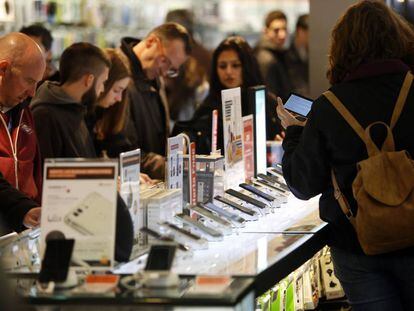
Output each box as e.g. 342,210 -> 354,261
221,87 -> 245,188
119,149 -> 141,250
167,135 -> 184,190
40,160 -> 117,270
0,0 -> 14,22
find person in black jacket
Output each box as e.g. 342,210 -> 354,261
173,36 -> 283,154
277,2 -> 414,310
119,23 -> 191,179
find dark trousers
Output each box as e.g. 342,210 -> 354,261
331,246 -> 414,311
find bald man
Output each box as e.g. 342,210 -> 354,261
0,33 -> 45,231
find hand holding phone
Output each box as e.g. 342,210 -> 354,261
276,97 -> 307,129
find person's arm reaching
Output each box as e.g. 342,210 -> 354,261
276,97 -> 331,199
0,173 -> 40,232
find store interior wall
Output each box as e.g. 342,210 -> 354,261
309,0 -> 357,98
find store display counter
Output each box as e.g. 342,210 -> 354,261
7,194 -> 328,309
12,275 -> 255,310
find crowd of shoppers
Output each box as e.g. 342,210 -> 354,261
2,4 -> 413,310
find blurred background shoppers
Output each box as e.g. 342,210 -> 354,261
266,14 -> 309,100
164,9 -> 211,126
20,24 -> 59,82
254,10 -> 288,82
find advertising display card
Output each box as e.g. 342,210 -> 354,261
242,115 -> 254,182
211,109 -> 218,154
221,87 -> 245,188
119,149 -> 142,251
190,142 -> 197,205
167,135 -> 184,190
40,160 -> 117,270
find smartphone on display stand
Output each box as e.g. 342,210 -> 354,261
252,179 -> 288,202
140,227 -> 189,252
145,244 -> 176,271
192,205 -> 233,234
225,189 -> 268,210
214,195 -> 258,219
239,183 -> 276,202
38,239 -> 75,284
201,202 -> 246,227
175,214 -> 224,241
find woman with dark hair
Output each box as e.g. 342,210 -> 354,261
277,1 -> 414,310
87,48 -> 131,158
173,36 -> 282,154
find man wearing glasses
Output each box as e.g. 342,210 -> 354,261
254,10 -> 288,83
120,23 -> 191,179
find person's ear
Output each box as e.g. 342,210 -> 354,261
84,73 -> 95,88
145,35 -> 157,48
145,35 -> 160,56
0,60 -> 10,85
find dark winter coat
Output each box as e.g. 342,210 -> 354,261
282,60 -> 414,254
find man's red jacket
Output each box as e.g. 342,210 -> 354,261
0,104 -> 42,204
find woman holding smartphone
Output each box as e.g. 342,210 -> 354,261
277,2 -> 414,310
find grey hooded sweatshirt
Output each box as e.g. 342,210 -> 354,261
31,81 -> 96,159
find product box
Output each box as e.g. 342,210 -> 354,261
146,189 -> 183,230
319,248 -> 345,300
183,154 -> 225,203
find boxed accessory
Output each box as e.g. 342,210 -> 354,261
183,154 -> 225,203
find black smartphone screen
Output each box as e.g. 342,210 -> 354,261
145,245 -> 176,271
38,239 -> 75,283
239,183 -> 276,201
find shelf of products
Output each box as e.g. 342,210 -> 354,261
0,0 -> 308,55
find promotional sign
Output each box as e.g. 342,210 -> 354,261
211,109 -> 218,154
167,135 -> 184,190
221,87 -> 245,188
40,159 -> 117,270
190,142 -> 197,205
119,149 -> 141,250
242,115 -> 254,182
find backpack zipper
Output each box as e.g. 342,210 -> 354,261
0,110 -> 24,190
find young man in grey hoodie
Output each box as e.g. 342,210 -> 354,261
31,42 -> 110,159
31,43 -> 135,262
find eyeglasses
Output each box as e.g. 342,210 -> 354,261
156,38 -> 180,78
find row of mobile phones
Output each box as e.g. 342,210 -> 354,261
141,170 -> 289,250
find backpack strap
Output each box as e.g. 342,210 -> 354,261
390,71 -> 413,129
323,91 -> 367,143
331,170 -> 356,223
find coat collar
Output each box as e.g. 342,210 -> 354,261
343,59 -> 411,82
